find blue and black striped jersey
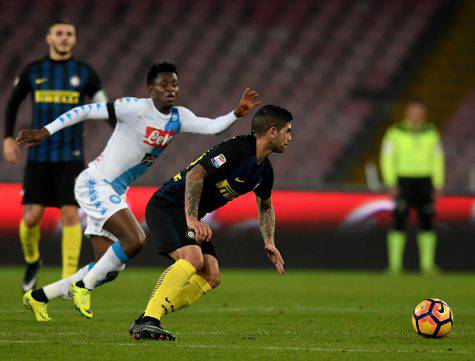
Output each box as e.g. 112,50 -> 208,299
4,56 -> 103,162
155,135 -> 274,218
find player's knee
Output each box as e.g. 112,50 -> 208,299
207,272 -> 221,289
182,253 -> 204,271
419,204 -> 435,231
60,209 -> 79,226
125,228 -> 147,252
23,212 -> 42,227
419,217 -> 433,231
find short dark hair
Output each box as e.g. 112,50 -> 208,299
48,19 -> 75,32
251,105 -> 293,136
147,62 -> 178,86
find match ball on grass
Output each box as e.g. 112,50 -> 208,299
412,298 -> 454,338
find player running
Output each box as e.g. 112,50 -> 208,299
129,105 -> 291,341
16,62 -> 260,321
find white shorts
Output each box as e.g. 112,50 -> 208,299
75,169 -> 128,240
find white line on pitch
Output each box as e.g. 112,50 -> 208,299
0,340 -> 468,354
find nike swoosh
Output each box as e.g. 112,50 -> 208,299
235,178 -> 245,183
35,78 -> 48,84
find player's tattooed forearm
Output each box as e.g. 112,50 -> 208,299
257,198 -> 275,240
185,165 -> 207,218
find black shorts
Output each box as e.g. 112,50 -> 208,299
22,161 -> 84,207
145,195 -> 218,259
397,177 -> 434,208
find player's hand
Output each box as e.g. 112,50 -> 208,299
433,188 -> 442,201
16,128 -> 50,148
186,217 -> 212,243
264,244 -> 285,275
234,88 -> 261,118
3,137 -> 21,165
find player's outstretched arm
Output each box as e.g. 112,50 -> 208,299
185,164 -> 212,242
257,196 -> 285,275
180,88 -> 261,135
16,103 -> 109,148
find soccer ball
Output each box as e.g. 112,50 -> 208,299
412,298 -> 454,338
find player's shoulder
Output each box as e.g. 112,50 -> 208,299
217,134 -> 255,154
113,97 -> 147,117
422,122 -> 437,132
175,105 -> 194,118
214,135 -> 256,163
222,134 -> 255,147
21,58 -> 46,73
114,97 -> 146,108
71,59 -> 97,71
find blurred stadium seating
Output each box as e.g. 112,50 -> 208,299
443,91 -> 475,189
0,0 -> 443,188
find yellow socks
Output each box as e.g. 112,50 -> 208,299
173,274 -> 212,312
144,259 -> 196,321
417,231 -> 437,273
61,224 -> 83,278
19,220 -> 40,264
387,230 -> 406,273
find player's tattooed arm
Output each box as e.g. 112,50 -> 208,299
185,165 -> 212,242
257,196 -> 285,275
257,196 -> 275,242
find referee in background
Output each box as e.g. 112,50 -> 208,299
3,19 -> 108,292
380,100 -> 445,275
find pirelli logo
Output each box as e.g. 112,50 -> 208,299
34,90 -> 80,104
215,179 -> 240,200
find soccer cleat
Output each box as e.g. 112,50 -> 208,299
129,312 -> 145,336
130,316 -> 176,341
23,290 -> 51,322
69,281 -> 93,319
22,259 -> 41,293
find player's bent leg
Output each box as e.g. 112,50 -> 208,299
170,254 -> 217,313
70,235 -> 117,318
143,245 -> 200,319
60,205 -> 82,278
130,246 -> 201,341
20,204 -> 44,292
79,209 -> 145,291
23,263 -> 93,322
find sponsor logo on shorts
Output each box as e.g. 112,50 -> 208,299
109,195 -> 121,204
186,229 -> 196,240
211,154 -> 226,168
143,127 -> 175,147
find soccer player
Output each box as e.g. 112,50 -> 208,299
3,19 -> 107,291
380,100 -> 445,274
129,105 -> 291,341
17,62 -> 260,321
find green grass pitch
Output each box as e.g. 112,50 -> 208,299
0,267 -> 474,360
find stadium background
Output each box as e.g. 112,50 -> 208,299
1,0 -> 474,270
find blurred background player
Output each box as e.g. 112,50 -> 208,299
3,19 -> 107,292
380,100 -> 445,274
130,105 -> 291,340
